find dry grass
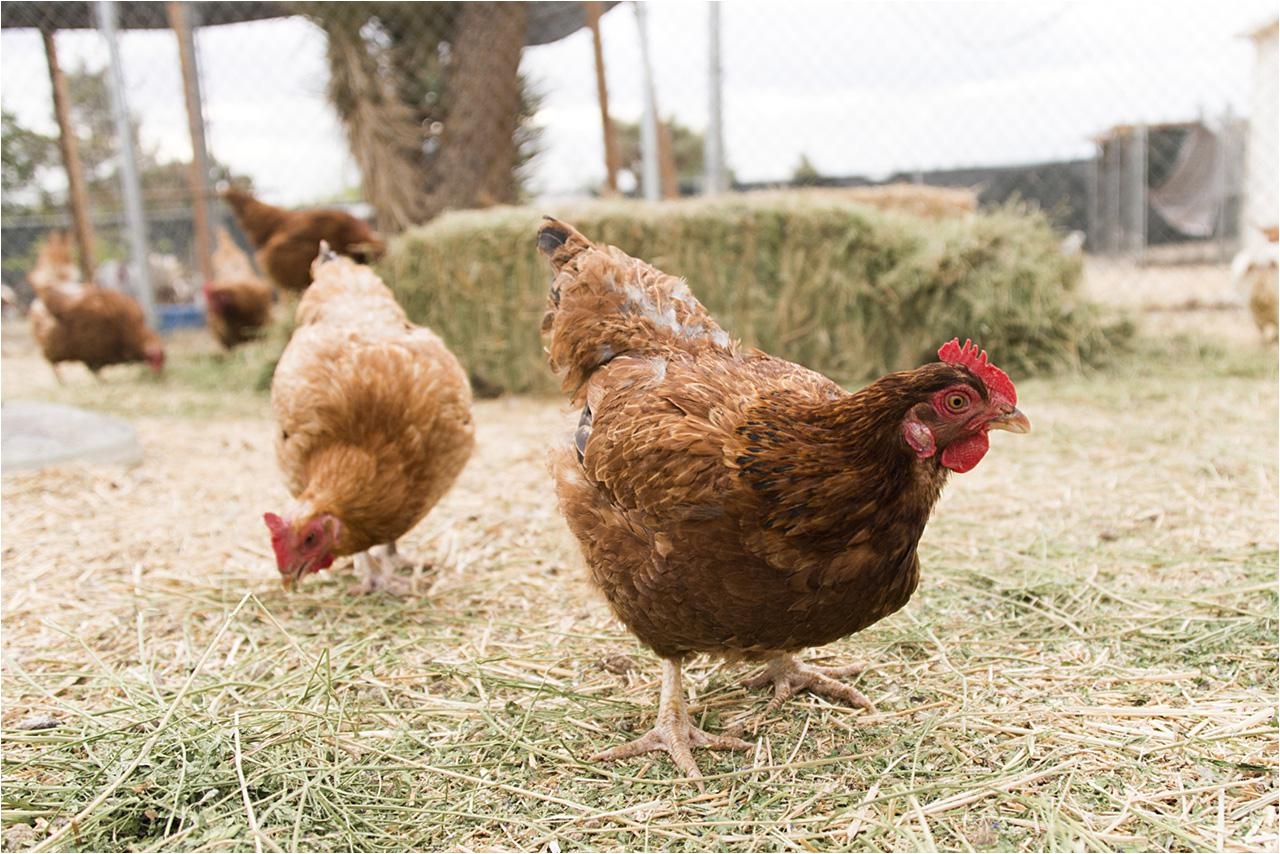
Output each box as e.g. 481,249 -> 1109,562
1,289 -> 1276,852
745,185 -> 979,219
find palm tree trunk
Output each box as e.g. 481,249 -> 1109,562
425,2 -> 529,217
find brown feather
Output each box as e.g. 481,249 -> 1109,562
541,221 -> 1016,662
29,286 -> 162,374
537,217 -> 733,404
271,254 -> 473,556
205,228 -> 273,349
223,186 -> 386,293
26,231 -> 163,374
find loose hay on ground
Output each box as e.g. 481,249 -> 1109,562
1,321 -> 1276,852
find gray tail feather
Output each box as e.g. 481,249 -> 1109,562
537,217 -> 570,257
315,240 -> 340,264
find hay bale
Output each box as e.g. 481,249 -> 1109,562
379,196 -> 1129,395
748,183 -> 979,219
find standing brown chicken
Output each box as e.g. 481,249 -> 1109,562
222,186 -> 386,294
263,245 -> 474,595
204,227 -> 274,349
27,232 -> 165,381
538,218 -> 1031,779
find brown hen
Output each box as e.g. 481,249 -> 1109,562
27,232 -> 164,381
263,245 -> 474,595
204,227 -> 274,349
538,218 -> 1030,779
222,186 -> 385,294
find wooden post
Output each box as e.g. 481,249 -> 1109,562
42,28 -> 96,283
658,120 -> 678,199
167,1 -> 214,282
584,1 -> 619,195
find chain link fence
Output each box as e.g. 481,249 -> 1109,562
2,1 -> 1276,311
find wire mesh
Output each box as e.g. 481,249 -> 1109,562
1,1 -> 1276,304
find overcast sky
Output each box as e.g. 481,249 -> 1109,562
1,1 -> 1275,205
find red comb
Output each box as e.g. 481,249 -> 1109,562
263,512 -> 291,569
938,338 -> 1017,404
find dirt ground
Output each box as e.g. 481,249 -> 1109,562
1,262 -> 1277,852
1082,257 -> 1269,342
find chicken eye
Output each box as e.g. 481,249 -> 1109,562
302,531 -> 319,549
945,392 -> 969,412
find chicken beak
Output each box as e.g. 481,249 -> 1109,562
279,563 -> 308,592
988,407 -> 1031,434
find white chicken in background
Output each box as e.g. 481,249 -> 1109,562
1232,225 -> 1279,343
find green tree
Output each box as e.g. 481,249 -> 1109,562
57,65 -> 242,213
614,117 -> 706,192
791,153 -> 824,186
63,64 -> 162,212
1,110 -> 58,212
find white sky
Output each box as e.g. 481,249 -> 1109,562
0,1 -> 1275,206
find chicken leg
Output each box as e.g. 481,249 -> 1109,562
349,541 -> 414,596
592,657 -> 753,780
744,654 -> 876,714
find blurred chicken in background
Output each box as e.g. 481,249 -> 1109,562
1233,225 -> 1279,344
222,185 -> 386,294
203,227 -> 274,349
27,231 -> 165,381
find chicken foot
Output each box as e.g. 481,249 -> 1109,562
349,542 -> 415,596
592,657 -> 752,780
744,654 -> 876,715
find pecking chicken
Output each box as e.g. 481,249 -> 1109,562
203,227 -> 274,349
537,218 -> 1031,779
263,244 -> 474,595
222,185 -> 386,294
27,232 -> 165,381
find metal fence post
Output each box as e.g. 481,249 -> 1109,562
1129,124 -> 1148,261
634,1 -> 661,202
704,2 -> 727,195
94,0 -> 155,327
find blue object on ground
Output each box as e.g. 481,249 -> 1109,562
158,303 -> 206,333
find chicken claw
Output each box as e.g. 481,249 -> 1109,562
347,573 -> 411,597
378,540 -> 419,574
744,654 -> 876,714
348,543 -> 416,596
593,658 -> 752,781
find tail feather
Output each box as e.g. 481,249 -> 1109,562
536,218 -> 570,256
537,217 -> 593,280
315,240 -> 340,265
536,218 -> 733,402
221,185 -> 288,248
30,279 -> 85,319
28,230 -> 81,294
211,226 -> 259,282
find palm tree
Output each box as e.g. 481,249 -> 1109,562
306,2 -> 540,232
